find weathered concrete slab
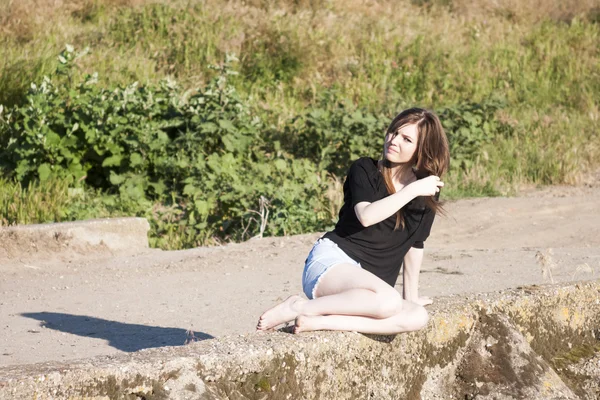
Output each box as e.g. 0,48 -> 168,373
1,281 -> 598,399
0,218 -> 150,259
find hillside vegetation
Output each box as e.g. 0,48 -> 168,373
0,0 -> 598,248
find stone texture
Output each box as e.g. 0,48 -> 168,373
0,218 -> 150,259
0,281 -> 599,399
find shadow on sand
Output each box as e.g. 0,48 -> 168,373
21,312 -> 214,352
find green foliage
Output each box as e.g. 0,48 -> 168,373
0,176 -> 147,226
1,50 -> 255,194
0,178 -> 70,225
240,24 -> 305,83
0,55 -> 56,108
0,45 -> 559,248
1,0 -> 599,250
442,173 -> 503,199
0,49 -> 337,248
437,99 -> 513,170
278,99 -> 386,176
276,95 -> 512,177
106,3 -> 229,81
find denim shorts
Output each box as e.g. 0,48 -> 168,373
302,238 -> 362,300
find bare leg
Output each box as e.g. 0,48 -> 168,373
257,263 -> 403,331
300,264 -> 403,319
294,300 -> 429,335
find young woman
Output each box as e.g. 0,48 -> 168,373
257,108 -> 450,335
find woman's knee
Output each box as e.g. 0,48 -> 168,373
373,289 -> 402,319
390,303 -> 429,332
406,304 -> 429,331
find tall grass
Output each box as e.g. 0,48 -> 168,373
3,1 -> 598,109
0,178 -> 71,225
0,178 -> 148,226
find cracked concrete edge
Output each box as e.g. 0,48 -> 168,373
0,280 -> 598,400
0,218 -> 150,259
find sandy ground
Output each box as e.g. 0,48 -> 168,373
1,183 -> 599,367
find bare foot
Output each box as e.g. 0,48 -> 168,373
256,295 -> 303,331
414,296 -> 433,306
293,314 -> 323,334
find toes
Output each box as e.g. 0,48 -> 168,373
256,321 -> 266,330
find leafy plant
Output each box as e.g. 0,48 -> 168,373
277,99 -> 387,176
437,99 -> 513,170
0,48 -> 338,247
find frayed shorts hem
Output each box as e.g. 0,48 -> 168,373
301,238 -> 361,300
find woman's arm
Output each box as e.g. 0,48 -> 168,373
354,185 -> 417,227
402,246 -> 424,302
354,175 -> 443,227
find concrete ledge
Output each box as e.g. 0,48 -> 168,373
0,218 -> 150,259
1,281 -> 599,399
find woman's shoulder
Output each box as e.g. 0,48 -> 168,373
350,157 -> 379,172
346,157 -> 383,190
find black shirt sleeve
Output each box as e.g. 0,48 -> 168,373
348,158 -> 379,207
411,208 -> 435,249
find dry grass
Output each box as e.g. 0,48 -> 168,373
451,0 -> 600,23
324,174 -> 344,222
535,248 -> 556,283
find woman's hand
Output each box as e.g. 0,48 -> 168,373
408,175 -> 444,197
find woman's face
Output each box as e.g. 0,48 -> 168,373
384,123 -> 419,164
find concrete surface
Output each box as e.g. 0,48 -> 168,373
1,185 -> 600,368
1,185 -> 599,399
0,218 -> 150,259
0,281 -> 599,399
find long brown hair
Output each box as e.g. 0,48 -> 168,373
380,108 -> 450,230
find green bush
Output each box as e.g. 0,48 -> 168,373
274,94 -> 512,176
0,49 -> 339,247
278,101 -> 386,176
0,44 -> 586,249
437,99 -> 513,170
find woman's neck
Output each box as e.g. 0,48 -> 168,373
379,160 -> 416,185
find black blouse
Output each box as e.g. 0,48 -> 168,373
323,157 -> 435,287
